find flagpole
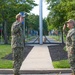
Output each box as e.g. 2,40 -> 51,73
39,0 -> 43,44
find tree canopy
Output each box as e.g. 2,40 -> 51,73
0,0 -> 37,44
46,0 -> 75,31
0,0 -> 37,23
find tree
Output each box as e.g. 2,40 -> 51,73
45,0 -> 75,43
0,0 -> 37,44
27,14 -> 39,31
43,18 -> 48,35
46,0 -> 75,29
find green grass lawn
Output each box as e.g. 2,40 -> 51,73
50,35 -> 70,68
0,44 -> 70,69
50,35 -> 61,41
0,45 -> 13,68
25,36 -> 37,42
53,60 -> 70,68
49,35 -> 66,42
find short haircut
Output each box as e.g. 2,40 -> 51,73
16,13 -> 21,20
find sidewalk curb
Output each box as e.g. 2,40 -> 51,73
0,69 -> 72,74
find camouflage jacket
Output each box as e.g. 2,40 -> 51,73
66,28 -> 75,51
11,21 -> 24,48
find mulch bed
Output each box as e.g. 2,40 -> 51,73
2,46 -> 33,60
48,44 -> 68,61
2,44 -> 68,62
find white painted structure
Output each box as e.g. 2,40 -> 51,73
39,0 -> 43,44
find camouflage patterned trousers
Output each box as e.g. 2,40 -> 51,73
12,47 -> 24,75
68,49 -> 75,73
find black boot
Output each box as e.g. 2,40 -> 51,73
14,73 -> 20,75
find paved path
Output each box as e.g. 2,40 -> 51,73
20,45 -> 54,70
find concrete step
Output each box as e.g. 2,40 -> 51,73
0,73 -> 72,75
0,69 -> 71,74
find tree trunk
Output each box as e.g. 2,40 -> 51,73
3,20 -> 8,44
61,30 -> 64,44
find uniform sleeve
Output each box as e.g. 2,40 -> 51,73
71,33 -> 75,48
13,22 -> 21,34
63,29 -> 68,36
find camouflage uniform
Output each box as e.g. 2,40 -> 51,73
11,20 -> 24,75
66,28 -> 75,73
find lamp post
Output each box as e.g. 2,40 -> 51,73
39,0 -> 43,44
23,0 -> 26,45
20,12 -> 25,46
23,12 -> 25,45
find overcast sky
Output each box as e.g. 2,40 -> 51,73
30,0 -> 49,18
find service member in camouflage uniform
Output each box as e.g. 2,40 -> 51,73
11,13 -> 24,75
63,19 -> 75,75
